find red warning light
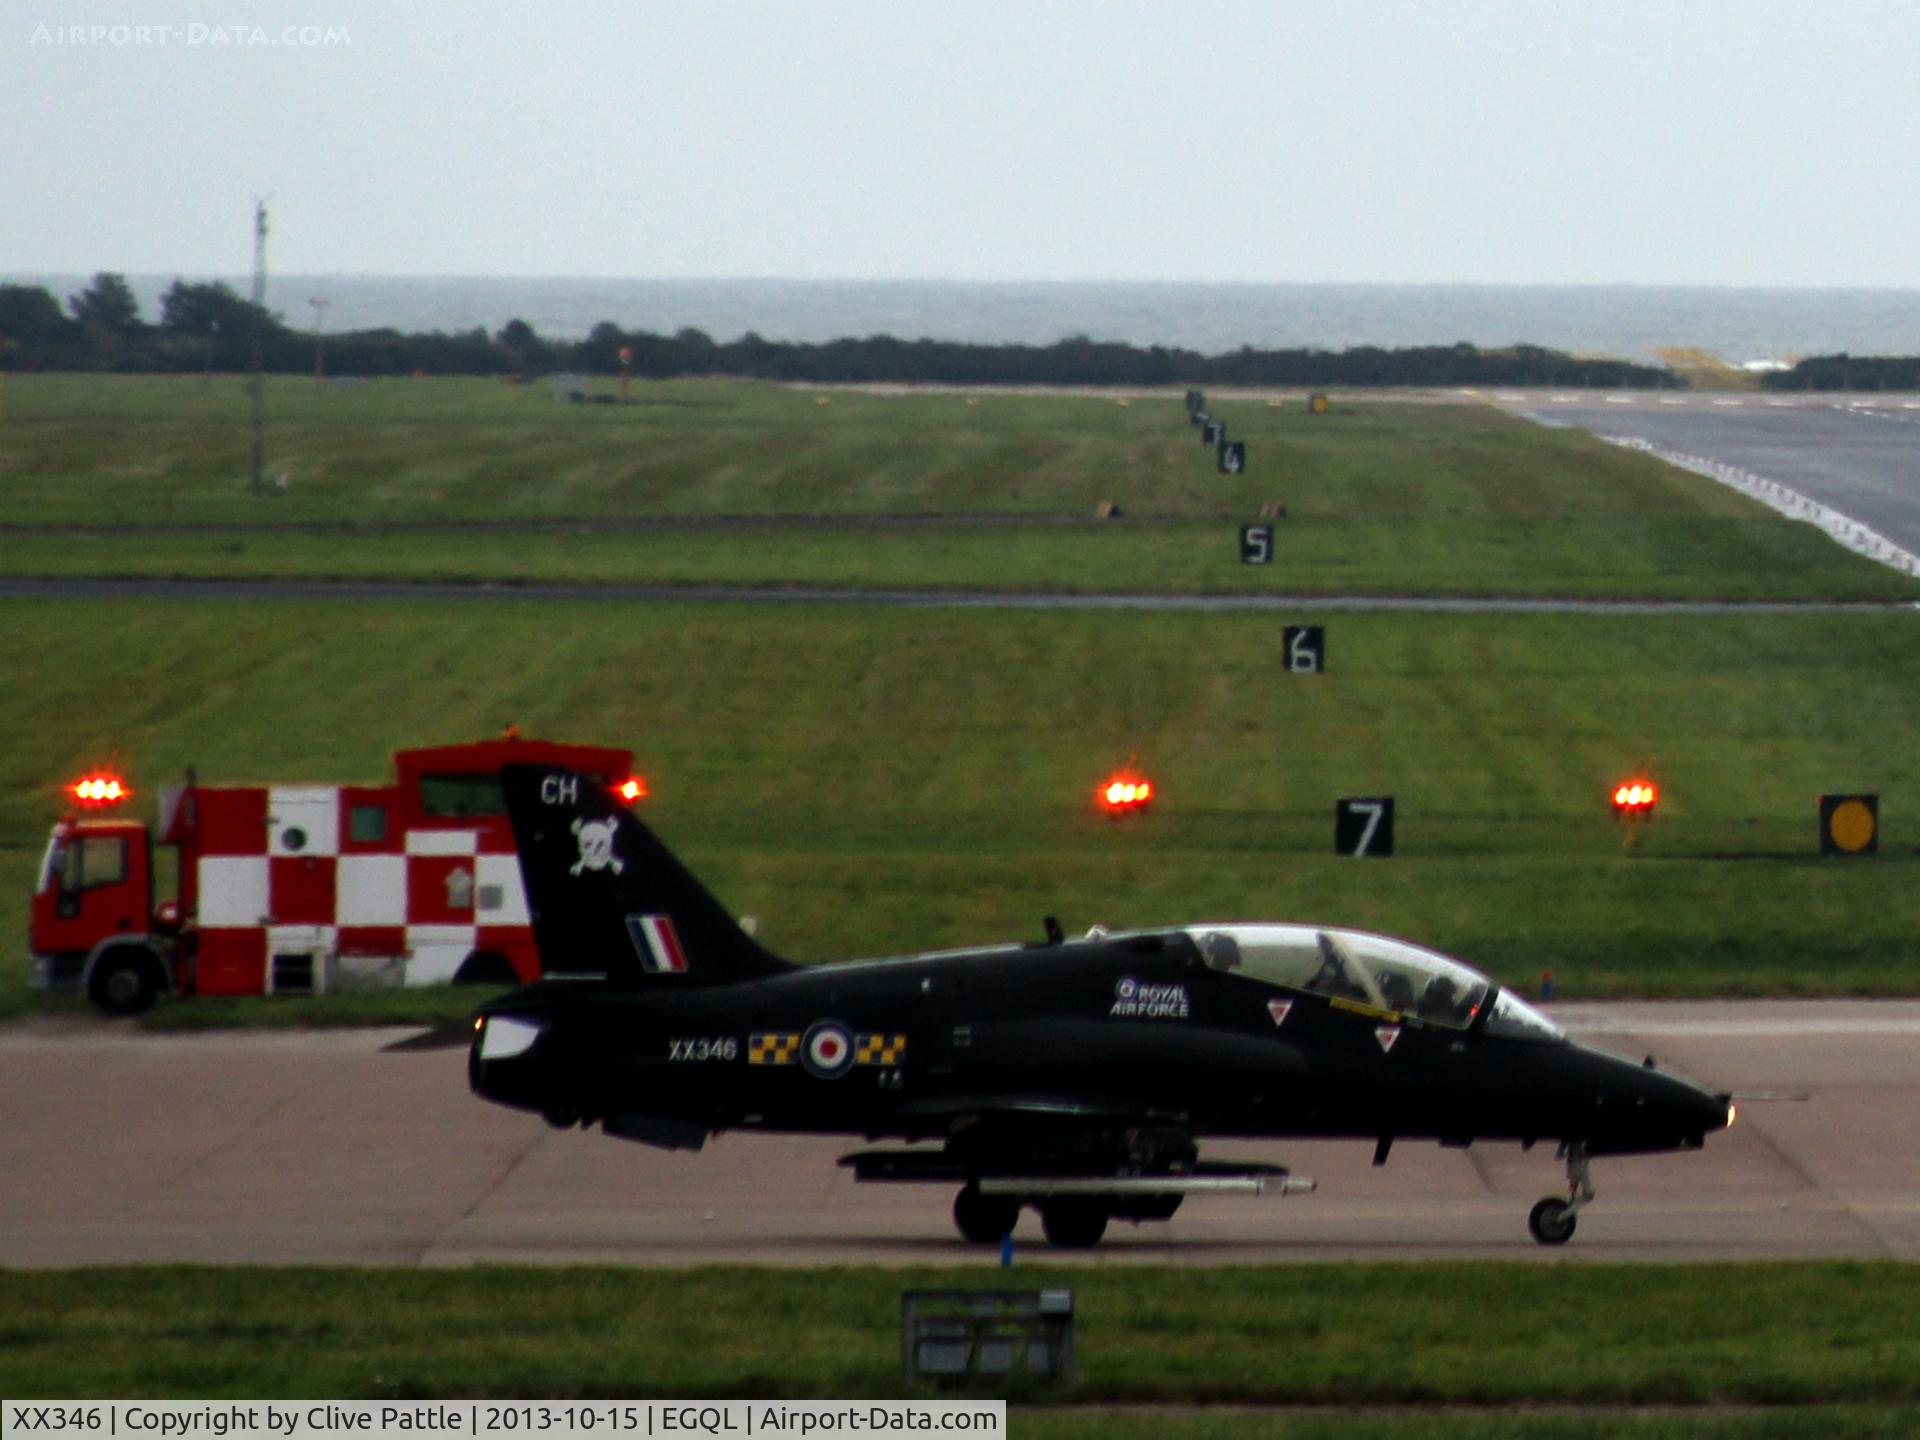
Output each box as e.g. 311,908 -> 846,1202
1611,778 -> 1658,818
70,774 -> 130,807
1097,773 -> 1154,815
616,776 -> 649,803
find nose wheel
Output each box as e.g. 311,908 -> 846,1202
1529,1141 -> 1593,1246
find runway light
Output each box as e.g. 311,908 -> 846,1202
1611,778 -> 1659,819
70,773 -> 130,807
617,776 -> 649,803
1098,772 -> 1154,816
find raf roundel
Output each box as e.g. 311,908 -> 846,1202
801,1020 -> 856,1080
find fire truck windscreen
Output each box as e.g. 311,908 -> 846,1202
40,832 -> 128,894
419,773 -> 512,818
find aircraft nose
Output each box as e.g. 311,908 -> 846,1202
1663,1071 -> 1734,1136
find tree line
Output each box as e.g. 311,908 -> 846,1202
0,272 -> 1690,388
1760,355 -> 1920,391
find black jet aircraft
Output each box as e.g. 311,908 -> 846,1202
470,765 -> 1734,1248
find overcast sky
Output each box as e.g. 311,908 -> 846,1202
5,0 -> 1916,287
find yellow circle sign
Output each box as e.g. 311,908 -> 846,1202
1829,799 -> 1876,853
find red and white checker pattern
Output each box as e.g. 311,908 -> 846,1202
190,786 -> 536,994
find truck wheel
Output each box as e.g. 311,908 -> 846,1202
454,951 -> 520,986
88,949 -> 161,1016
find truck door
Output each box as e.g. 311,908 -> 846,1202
267,787 -> 339,926
35,824 -> 151,956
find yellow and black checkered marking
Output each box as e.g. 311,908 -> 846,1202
748,1032 -> 801,1065
855,1032 -> 908,1065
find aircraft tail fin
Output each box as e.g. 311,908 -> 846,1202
501,763 -> 794,987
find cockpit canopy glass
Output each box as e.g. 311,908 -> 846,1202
1484,987 -> 1563,1041
1188,924 -> 1540,1034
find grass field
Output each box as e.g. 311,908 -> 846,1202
4,1263 -> 1917,1408
2,374 -> 1913,602
1029,1413 -> 1920,1439
7,513 -> 1903,602
2,597 -> 1915,1021
5,376 -> 1920,1430
4,374 -> 1917,1018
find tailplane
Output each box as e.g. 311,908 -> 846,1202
501,763 -> 794,987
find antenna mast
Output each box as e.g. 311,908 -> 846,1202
248,197 -> 269,496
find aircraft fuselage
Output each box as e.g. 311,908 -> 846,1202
472,928 -> 1724,1158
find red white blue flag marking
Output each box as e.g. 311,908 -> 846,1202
631,913 -> 689,973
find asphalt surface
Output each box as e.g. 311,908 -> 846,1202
0,578 -> 1905,616
1498,390 -> 1920,556
4,1001 -> 1917,1268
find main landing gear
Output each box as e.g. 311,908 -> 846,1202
841,1143 -> 1311,1250
952,1185 -> 1021,1244
1528,1140 -> 1593,1246
952,1185 -> 1114,1248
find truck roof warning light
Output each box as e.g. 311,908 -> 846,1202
70,774 -> 129,806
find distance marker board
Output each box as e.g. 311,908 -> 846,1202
1336,797 -> 1394,856
1283,625 -> 1324,672
1240,523 -> 1273,565
1820,794 -> 1879,854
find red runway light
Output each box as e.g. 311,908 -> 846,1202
1097,773 -> 1154,815
1611,778 -> 1658,818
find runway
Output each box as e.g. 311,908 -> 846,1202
0,578 -> 1903,616
1496,391 -> 1920,557
4,1001 -> 1917,1268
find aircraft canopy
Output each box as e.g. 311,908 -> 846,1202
1187,924 -> 1563,1039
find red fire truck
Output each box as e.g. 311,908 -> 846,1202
30,736 -> 635,1015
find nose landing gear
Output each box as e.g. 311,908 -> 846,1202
1528,1140 -> 1593,1246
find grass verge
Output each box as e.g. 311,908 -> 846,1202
2,375 -> 1912,602
2,1263 -> 1917,1405
2,598 -> 1916,1023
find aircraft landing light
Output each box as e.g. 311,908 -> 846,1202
477,1014 -> 543,1060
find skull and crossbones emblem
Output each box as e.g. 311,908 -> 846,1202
569,816 -> 625,876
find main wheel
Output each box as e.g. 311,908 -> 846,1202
88,949 -> 160,1017
1040,1198 -> 1110,1249
953,1185 -> 1020,1244
1528,1197 -> 1577,1245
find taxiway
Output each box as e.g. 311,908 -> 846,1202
3,1001 -> 1916,1267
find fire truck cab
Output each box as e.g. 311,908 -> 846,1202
29,737 -> 634,1015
